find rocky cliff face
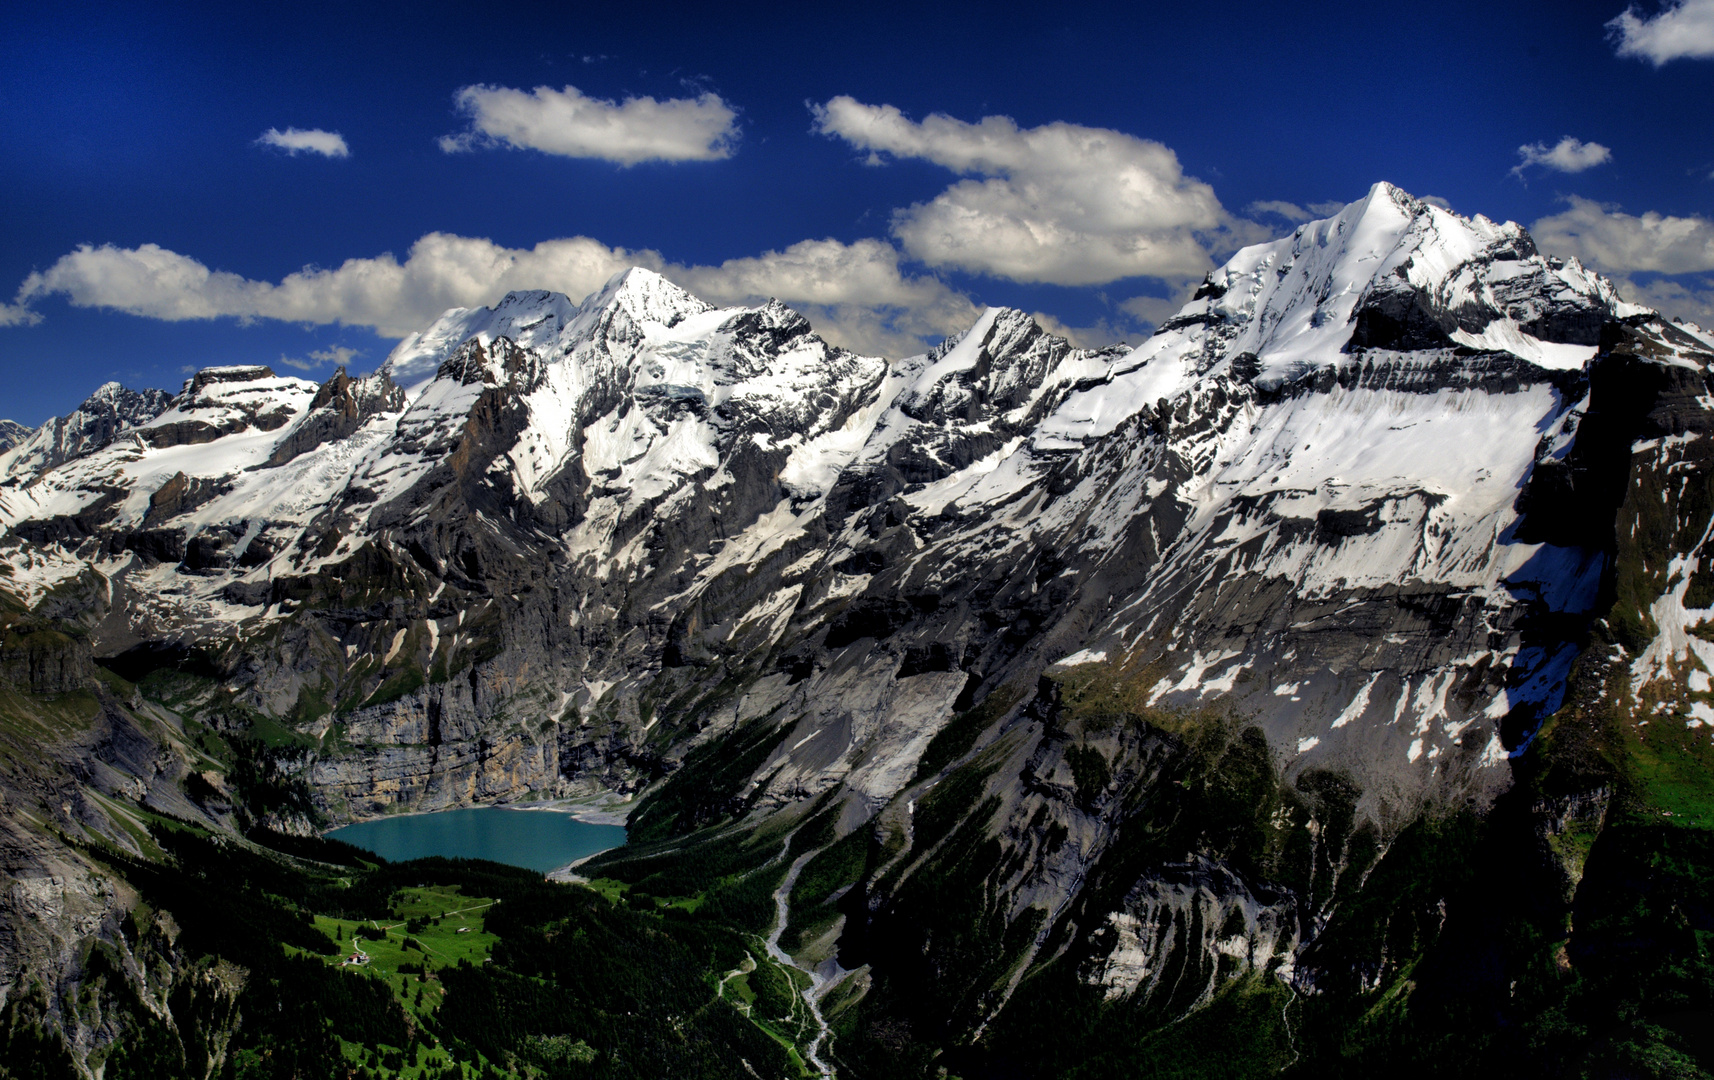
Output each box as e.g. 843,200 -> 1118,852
4,183 -> 1714,1074
0,573 -> 251,1075
0,382 -> 172,482
0,420 -> 30,455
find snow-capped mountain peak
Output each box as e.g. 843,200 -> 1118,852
1208,181 -> 1647,379
383,290 -> 582,386
13,184 -> 1714,1080
1032,182 -> 1652,452
581,266 -> 712,330
382,268 -> 716,387
0,380 -> 173,482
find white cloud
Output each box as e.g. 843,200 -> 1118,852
1512,136 -> 1612,177
1119,294 -> 1187,328
1532,195 -> 1714,275
1246,199 -> 1359,224
1119,277 -> 1204,330
278,345 -> 363,372
1609,0 -> 1714,64
1246,200 -> 1313,223
811,96 -> 1261,286
256,127 -> 350,158
676,237 -> 945,311
317,344 -> 363,366
439,84 -> 738,165
6,233 -> 979,358
0,301 -> 40,327
11,235 -> 649,338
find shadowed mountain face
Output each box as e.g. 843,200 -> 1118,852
0,420 -> 30,454
5,184 -> 1714,1077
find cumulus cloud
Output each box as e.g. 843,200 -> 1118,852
1119,295 -> 1186,328
10,236 -> 650,338
811,96 -> 1261,286
256,127 -> 350,158
1609,0 -> 1714,65
6,233 -> 980,359
1512,136 -> 1612,177
1532,195 -> 1714,275
278,345 -> 363,372
439,84 -> 738,165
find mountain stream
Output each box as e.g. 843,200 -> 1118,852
766,848 -> 838,1078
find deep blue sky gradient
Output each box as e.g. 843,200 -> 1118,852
3,0 -> 1710,423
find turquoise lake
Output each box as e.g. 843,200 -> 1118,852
327,807 -> 626,874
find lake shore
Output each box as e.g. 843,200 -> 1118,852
504,794 -> 633,827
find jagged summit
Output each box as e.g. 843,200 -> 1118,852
0,380 -> 172,482
0,419 -> 30,454
378,181 -> 1656,412
383,267 -> 719,385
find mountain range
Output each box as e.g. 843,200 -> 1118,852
3,182 -> 1712,1078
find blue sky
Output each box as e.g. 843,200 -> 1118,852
3,0 -> 1713,425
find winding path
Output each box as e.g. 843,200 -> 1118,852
715,954 -> 757,1015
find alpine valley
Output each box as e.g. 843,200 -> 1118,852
3,182 -> 1713,1078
